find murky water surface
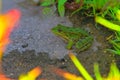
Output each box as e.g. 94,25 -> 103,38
2,0 -> 116,79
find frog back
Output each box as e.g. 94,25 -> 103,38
56,24 -> 90,36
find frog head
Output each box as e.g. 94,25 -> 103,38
51,24 -> 63,34
51,24 -> 69,40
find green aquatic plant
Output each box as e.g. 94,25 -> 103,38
95,16 -> 120,31
40,0 -> 120,18
107,31 -> 120,55
101,4 -> 120,21
70,0 -> 120,17
69,53 -> 93,80
40,0 -> 55,6
57,0 -> 67,17
41,0 -> 82,17
106,63 -> 120,80
94,62 -> 120,80
41,0 -> 67,17
112,7 -> 120,20
94,63 -> 102,80
82,0 -> 120,17
83,0 -> 108,15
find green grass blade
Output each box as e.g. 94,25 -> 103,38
41,0 -> 55,6
94,63 -> 102,80
95,16 -> 120,31
58,0 -> 67,17
69,53 -> 93,80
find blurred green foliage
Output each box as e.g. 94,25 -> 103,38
41,0 -> 67,17
108,31 -> 120,55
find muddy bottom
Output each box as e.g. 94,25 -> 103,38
2,49 -> 114,80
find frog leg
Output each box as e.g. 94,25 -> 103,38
75,36 -> 93,52
66,40 -> 74,49
76,42 -> 92,53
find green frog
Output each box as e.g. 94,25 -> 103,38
51,24 -> 93,52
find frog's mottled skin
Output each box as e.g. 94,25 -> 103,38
51,24 -> 93,52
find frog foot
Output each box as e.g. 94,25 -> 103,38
75,36 -> 93,53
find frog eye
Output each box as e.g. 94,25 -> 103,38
58,29 -> 62,32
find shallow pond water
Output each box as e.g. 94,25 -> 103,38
1,0 -> 118,79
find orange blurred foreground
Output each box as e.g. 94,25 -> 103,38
0,9 -> 21,79
19,66 -> 42,80
0,9 -> 21,58
50,65 -> 83,80
0,74 -> 13,80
